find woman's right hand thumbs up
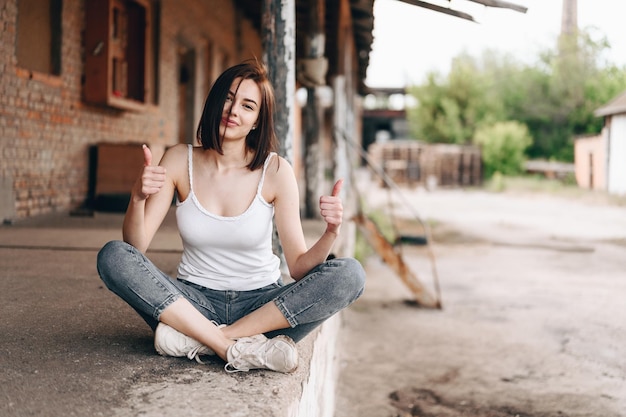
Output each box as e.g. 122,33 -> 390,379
135,144 -> 166,200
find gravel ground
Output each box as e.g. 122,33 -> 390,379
335,183 -> 626,417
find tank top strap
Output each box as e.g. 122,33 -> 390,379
187,144 -> 194,190
257,152 -> 276,194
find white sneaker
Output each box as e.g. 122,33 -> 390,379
154,322 -> 217,363
225,334 -> 298,373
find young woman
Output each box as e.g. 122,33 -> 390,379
96,61 -> 366,373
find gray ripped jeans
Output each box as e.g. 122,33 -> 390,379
96,240 -> 365,342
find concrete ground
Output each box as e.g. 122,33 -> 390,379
335,184 -> 626,417
0,209 -> 322,417
2,182 -> 625,417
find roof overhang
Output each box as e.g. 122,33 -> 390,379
594,90 -> 626,117
395,0 -> 527,23
233,0 -> 527,94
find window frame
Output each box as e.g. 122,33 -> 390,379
83,0 -> 154,111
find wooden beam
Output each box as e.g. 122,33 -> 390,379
334,126 -> 443,309
465,0 -> 528,13
302,0 -> 326,219
262,0 -> 296,163
262,0 -> 296,264
353,213 -> 441,308
395,0 -> 476,22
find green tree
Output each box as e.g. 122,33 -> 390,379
505,28 -> 626,160
473,121 -> 532,178
408,53 -> 501,145
406,27 -> 626,162
407,71 -> 455,143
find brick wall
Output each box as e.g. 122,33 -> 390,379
0,0 -> 262,220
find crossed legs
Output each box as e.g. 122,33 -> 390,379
97,240 -> 365,363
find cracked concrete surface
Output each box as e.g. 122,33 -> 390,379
336,184 -> 626,417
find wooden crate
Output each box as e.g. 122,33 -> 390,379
94,142 -> 144,211
368,141 -> 482,188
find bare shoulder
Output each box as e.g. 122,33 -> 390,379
266,154 -> 295,181
159,143 -> 191,187
159,143 -> 189,169
264,154 -> 298,203
160,143 -> 189,162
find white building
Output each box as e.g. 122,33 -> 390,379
594,90 -> 626,195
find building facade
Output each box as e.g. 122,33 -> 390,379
575,89 -> 626,195
0,0 -> 373,221
1,1 -> 263,219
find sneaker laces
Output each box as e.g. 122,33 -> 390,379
224,335 -> 298,373
186,322 -> 227,363
225,335 -> 265,372
155,322 -> 225,364
187,345 -> 208,364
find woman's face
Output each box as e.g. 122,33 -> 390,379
220,78 -> 261,141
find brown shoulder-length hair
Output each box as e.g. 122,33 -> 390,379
196,61 -> 278,171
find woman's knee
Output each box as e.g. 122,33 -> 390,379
97,240 -> 131,285
329,257 -> 366,302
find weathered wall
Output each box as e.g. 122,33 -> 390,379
0,0 -> 261,220
574,133 -> 605,190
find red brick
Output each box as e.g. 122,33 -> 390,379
0,0 -> 260,219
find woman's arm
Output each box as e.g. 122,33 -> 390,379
271,158 -> 344,280
122,144 -> 178,252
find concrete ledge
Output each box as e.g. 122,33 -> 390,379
108,315 -> 341,417
0,212 -> 343,416
293,314 -> 340,417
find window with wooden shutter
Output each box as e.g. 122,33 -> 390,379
84,0 -> 153,111
16,0 -> 62,76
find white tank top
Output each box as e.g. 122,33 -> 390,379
176,145 -> 281,290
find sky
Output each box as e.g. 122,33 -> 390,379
365,0 -> 626,88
